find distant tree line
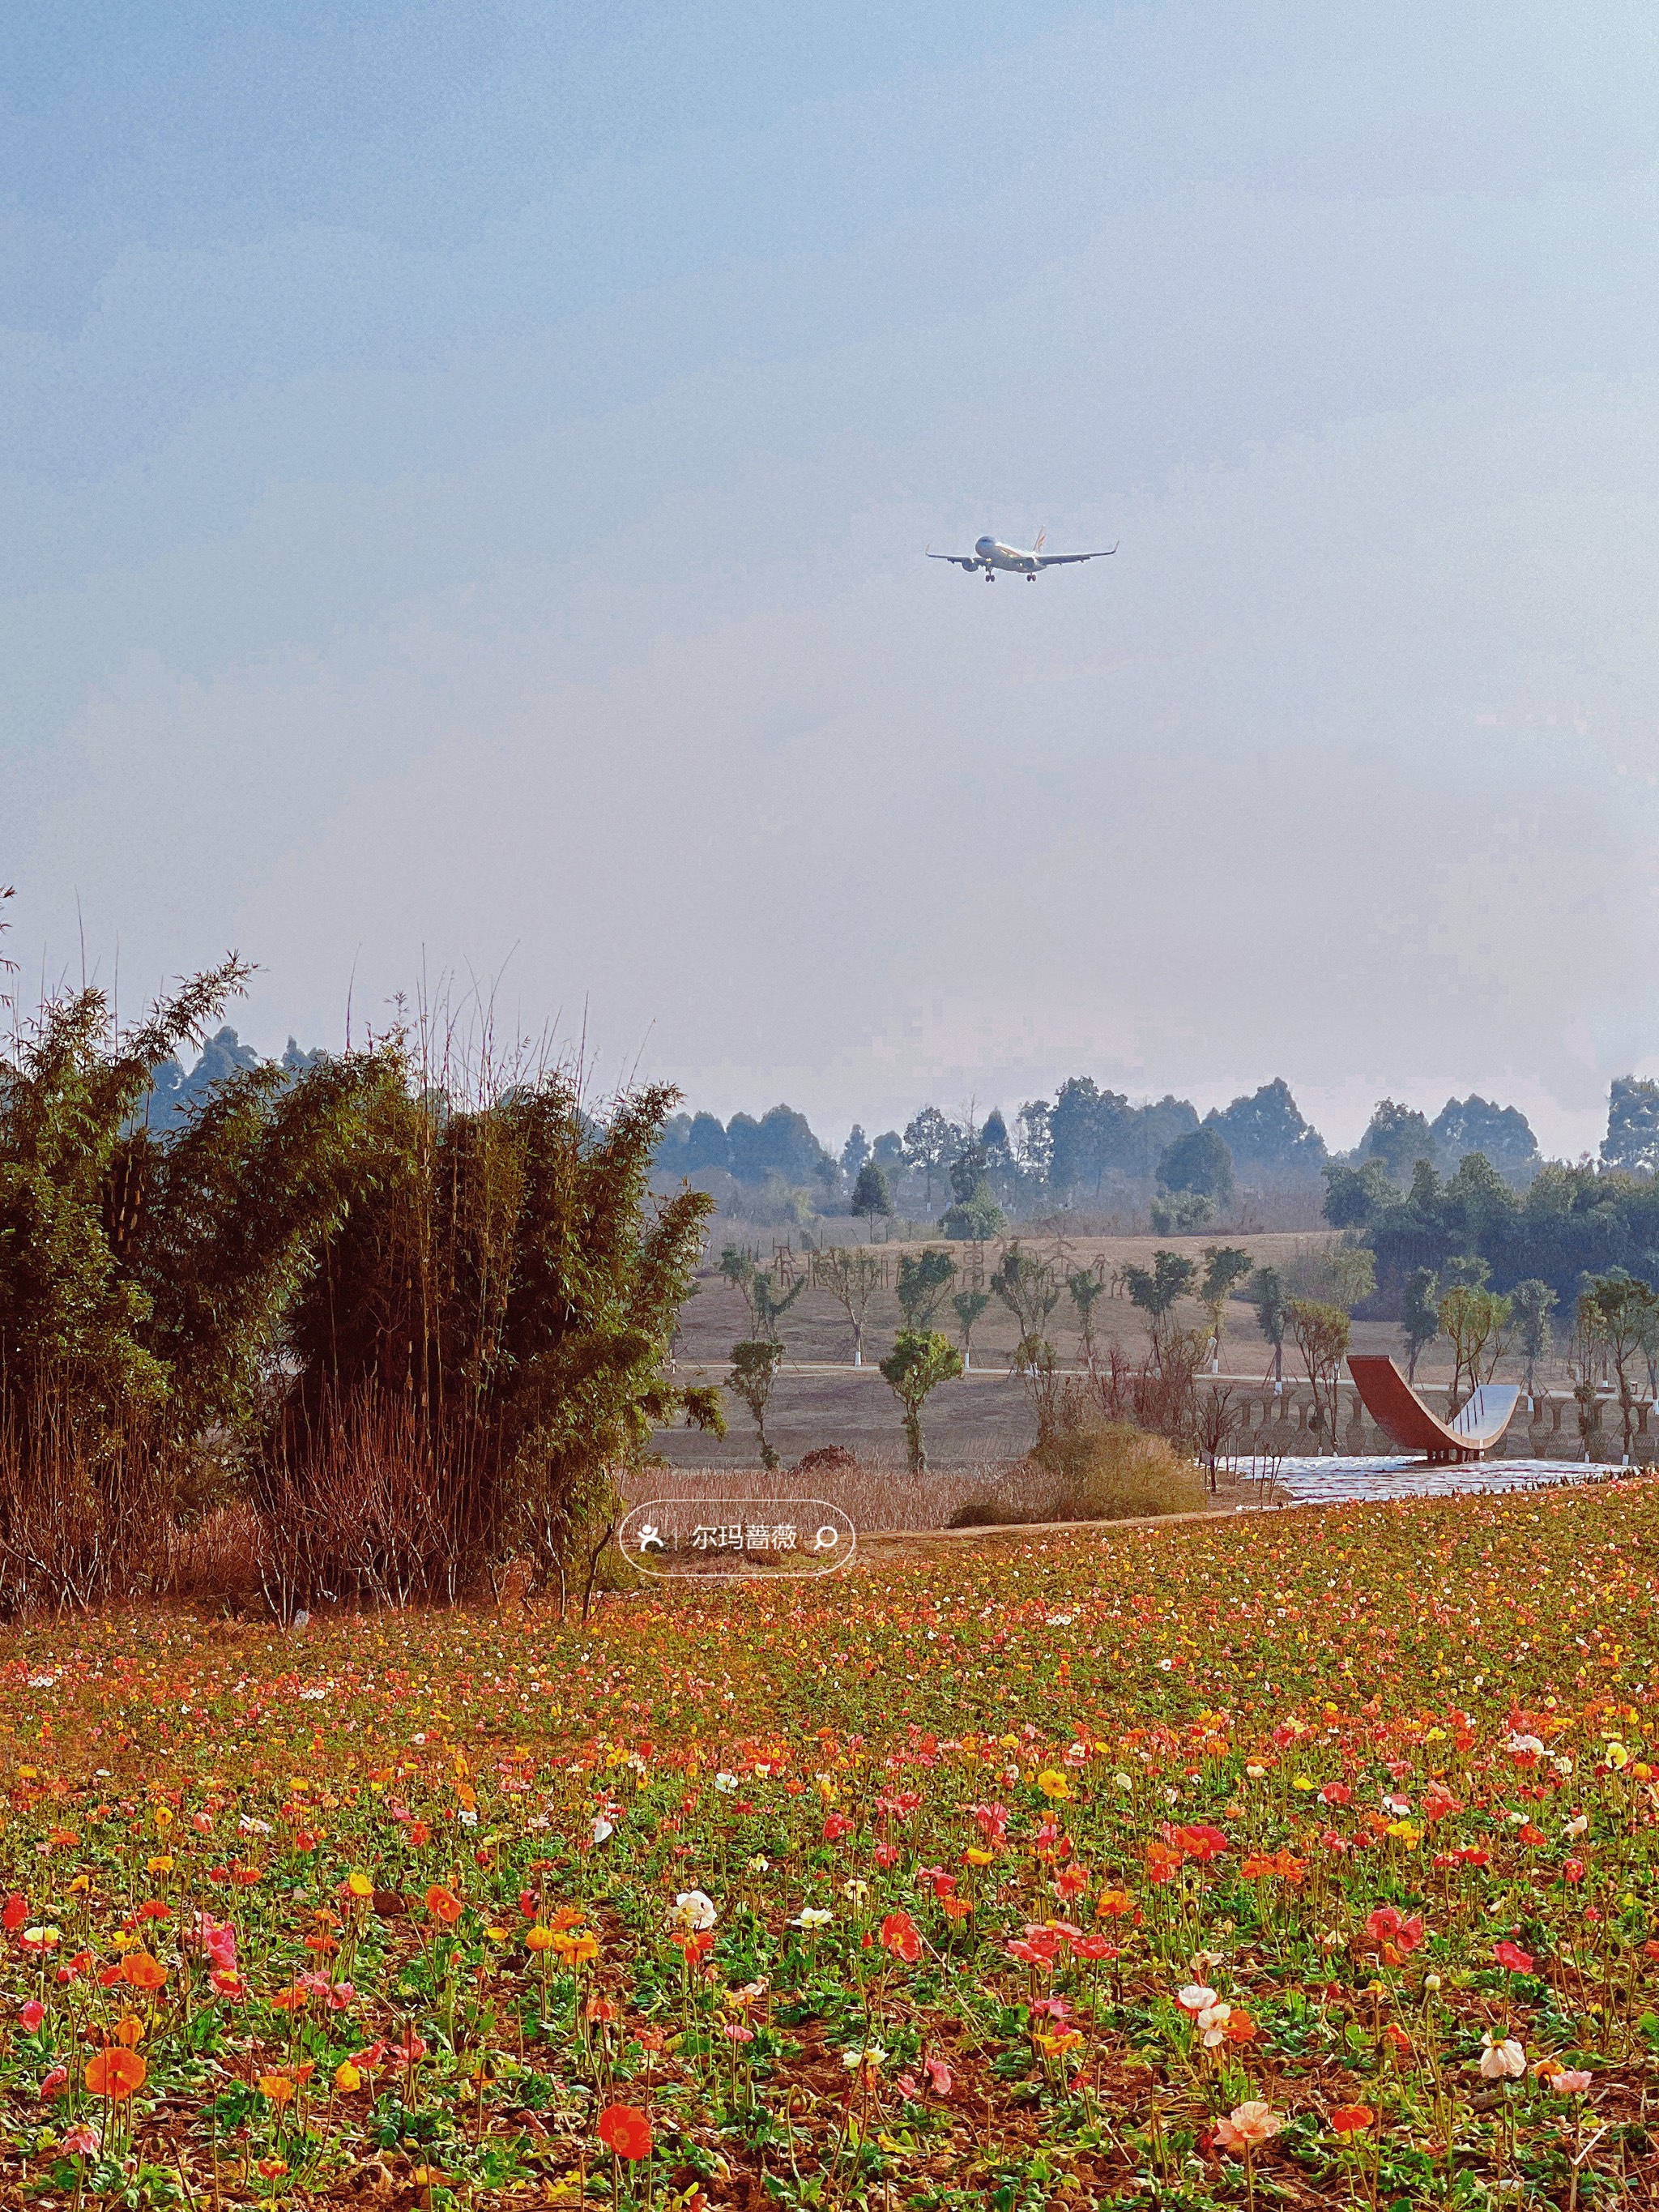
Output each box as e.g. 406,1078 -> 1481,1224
1327,1149 -> 1659,1313
651,1074 -> 1652,1237
655,1076 -> 1332,1230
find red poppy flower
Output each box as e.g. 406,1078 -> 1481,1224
597,2103 -> 653,2160
85,2048 -> 147,2101
1175,1824 -> 1229,1864
1364,1907 -> 1423,1956
880,1911 -> 922,1963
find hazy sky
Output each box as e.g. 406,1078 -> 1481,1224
6,2 -> 1659,1156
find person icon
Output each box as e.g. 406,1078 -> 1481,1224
638,1523 -> 664,1552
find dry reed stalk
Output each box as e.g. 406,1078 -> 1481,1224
0,1380 -> 166,1615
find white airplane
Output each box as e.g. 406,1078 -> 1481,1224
928,529 -> 1118,582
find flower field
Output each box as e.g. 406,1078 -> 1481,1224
7,1483 -> 1659,2208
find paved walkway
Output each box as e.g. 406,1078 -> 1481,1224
1237,1452 -> 1629,1506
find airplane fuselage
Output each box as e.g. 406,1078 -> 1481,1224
975,535 -> 1039,574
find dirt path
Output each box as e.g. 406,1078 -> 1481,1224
849,1495 -> 1286,1567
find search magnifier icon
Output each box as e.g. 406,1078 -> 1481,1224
812,1526 -> 840,1552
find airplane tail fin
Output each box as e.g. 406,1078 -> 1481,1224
1034,527 -> 1047,553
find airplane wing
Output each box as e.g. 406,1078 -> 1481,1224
1036,544 -> 1118,567
927,551 -> 979,568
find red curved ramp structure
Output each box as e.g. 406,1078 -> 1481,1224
1347,1356 -> 1520,1463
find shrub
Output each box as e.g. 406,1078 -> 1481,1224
953,1422 -> 1204,1528
940,1186 -> 1006,1239
1150,1187 -> 1214,1233
791,1445 -> 861,1480
1030,1420 -> 1205,1522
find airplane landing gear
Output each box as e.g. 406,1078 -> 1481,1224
984,569 -> 995,581
1026,572 -> 1036,582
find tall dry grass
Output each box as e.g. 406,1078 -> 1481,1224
617,1452 -> 1026,1535
0,1388 -> 167,1616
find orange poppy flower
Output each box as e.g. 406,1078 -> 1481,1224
425,1885 -> 463,1925
597,2103 -> 652,2160
86,2048 -> 147,2101
122,1952 -> 167,1992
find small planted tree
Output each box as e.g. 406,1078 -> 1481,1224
1198,1245 -> 1254,1372
897,1248 -> 956,1330
1066,1266 -> 1106,1360
719,1245 -> 758,1320
951,1287 -> 992,1371
1578,1270 -> 1657,1459
1247,1265 -> 1288,1383
728,1339 -> 786,1469
1641,1295 -> 1659,1399
1508,1278 -> 1556,1395
879,1329 -> 963,1475
1196,1384 -> 1242,1492
1286,1297 -> 1351,1450
819,1246 -> 882,1367
1437,1284 -> 1512,1420
1401,1267 -> 1440,1382
851,1161 -> 893,1241
1123,1249 -> 1197,1369
719,1246 -> 803,1342
752,1268 -> 805,1342
991,1242 -> 1061,1343
1011,1331 -> 1066,1450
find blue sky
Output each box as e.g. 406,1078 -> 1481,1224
6,2 -> 1659,1154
